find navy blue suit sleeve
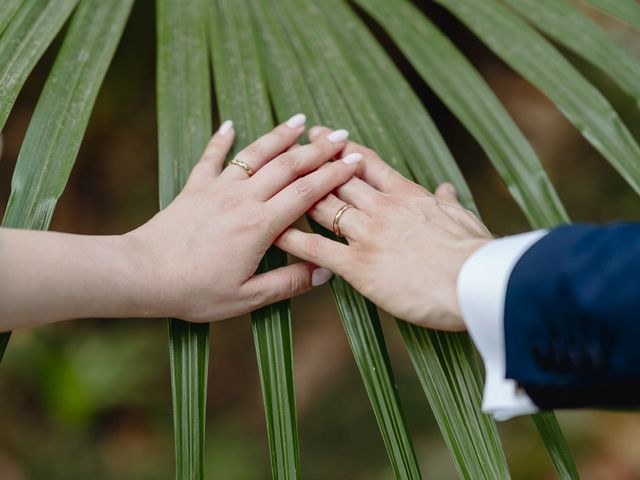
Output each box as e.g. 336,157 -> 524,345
504,223 -> 640,409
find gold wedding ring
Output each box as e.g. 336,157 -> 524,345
229,157 -> 254,177
332,204 -> 354,237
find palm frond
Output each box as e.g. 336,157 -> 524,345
0,0 -> 24,37
156,0 -> 211,478
302,0 -> 511,476
0,0 -> 133,360
0,0 -> 79,130
209,1 -> 301,477
582,0 -> 640,29
249,1 -> 424,477
437,0 -> 640,199
354,0 -> 567,229
507,0 -> 640,106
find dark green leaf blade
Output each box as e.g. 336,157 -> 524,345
351,0 -> 578,477
581,0 -> 640,30
307,0 -> 510,477
209,1 -> 301,477
0,0 -> 79,130
0,0 -> 133,360
533,412 -> 580,479
0,0 -> 24,37
354,0 -> 567,230
437,0 -> 640,205
506,0 -> 640,106
250,1 -> 422,477
157,0 -> 211,478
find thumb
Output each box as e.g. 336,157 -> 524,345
243,262 -> 333,308
435,182 -> 461,206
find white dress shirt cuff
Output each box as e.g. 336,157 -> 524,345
457,230 -> 548,421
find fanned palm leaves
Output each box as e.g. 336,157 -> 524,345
3,0 -> 640,477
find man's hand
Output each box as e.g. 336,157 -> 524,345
276,126 -> 492,331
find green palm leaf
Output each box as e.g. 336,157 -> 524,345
0,0 -> 80,130
0,0 -> 133,360
299,0 -> 509,476
209,1 -> 301,477
582,0 -> 640,29
156,0 -> 211,478
349,0 -> 580,477
353,0 -> 567,230
506,0 -> 640,106
437,0 -> 640,199
0,0 -> 24,37
249,0 -> 423,477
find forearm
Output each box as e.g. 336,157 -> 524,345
0,228 -> 161,331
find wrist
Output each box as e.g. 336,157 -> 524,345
118,231 -> 173,318
451,238 -> 492,326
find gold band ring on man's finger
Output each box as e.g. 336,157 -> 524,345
333,204 -> 354,237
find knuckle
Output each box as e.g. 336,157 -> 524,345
245,209 -> 268,231
304,235 -> 323,258
277,152 -> 297,171
247,287 -> 267,309
295,177 -> 314,197
418,195 -> 438,210
277,228 -> 292,245
378,193 -> 400,209
221,193 -> 243,210
289,272 -> 309,295
361,147 -> 379,163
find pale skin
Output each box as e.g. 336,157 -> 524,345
0,115 -> 363,332
0,118 -> 492,334
276,126 -> 492,331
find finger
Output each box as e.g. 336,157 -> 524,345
308,193 -> 371,241
309,125 -> 424,196
250,128 -> 354,200
433,184 -> 491,236
334,176 -> 385,214
242,262 -> 333,309
221,113 -> 306,180
439,202 -> 492,237
267,155 -> 361,232
435,182 -> 462,206
188,120 -> 235,185
275,228 -> 351,274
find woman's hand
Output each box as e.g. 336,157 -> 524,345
126,116 -> 363,322
0,115 -> 364,332
275,126 -> 492,331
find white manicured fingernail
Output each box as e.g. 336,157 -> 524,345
312,267 -> 333,286
217,120 -> 233,135
286,113 -> 306,128
342,153 -> 363,165
327,129 -> 349,143
308,126 -> 322,138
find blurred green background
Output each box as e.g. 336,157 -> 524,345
1,2 -> 640,479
